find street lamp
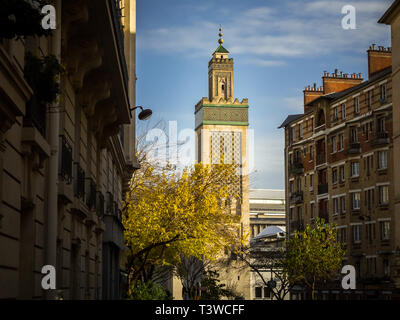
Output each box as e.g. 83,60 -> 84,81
129,106 -> 152,120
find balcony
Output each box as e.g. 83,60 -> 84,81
62,0 -> 131,148
85,178 -> 97,210
59,136 -> 73,184
346,142 -> 360,155
372,131 -> 389,146
289,191 -> 304,204
316,154 -> 326,165
289,161 -> 304,175
74,163 -> 85,200
318,183 -> 328,195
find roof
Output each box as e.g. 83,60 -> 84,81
305,66 -> 392,107
214,45 -> 229,53
278,114 -> 303,128
250,189 -> 284,200
254,225 -> 286,239
378,0 -> 400,24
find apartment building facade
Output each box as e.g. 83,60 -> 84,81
0,0 -> 138,299
280,46 -> 400,299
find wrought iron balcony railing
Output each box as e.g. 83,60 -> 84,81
289,161 -> 304,175
372,131 -> 389,146
346,142 -> 360,154
59,136 -> 73,184
289,191 -> 304,204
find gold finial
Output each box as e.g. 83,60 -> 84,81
218,25 -> 223,45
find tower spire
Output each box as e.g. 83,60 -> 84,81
218,25 -> 223,45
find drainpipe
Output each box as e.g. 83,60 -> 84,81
45,0 -> 61,300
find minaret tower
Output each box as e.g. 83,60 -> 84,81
194,27 -> 250,299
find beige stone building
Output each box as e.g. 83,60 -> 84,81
0,0 -> 139,299
194,29 -> 251,299
280,44 -> 400,299
249,189 -> 285,239
379,0 -> 400,293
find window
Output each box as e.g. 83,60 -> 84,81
383,259 -> 390,277
289,127 -> 295,143
350,127 -> 358,143
332,168 -> 338,184
339,165 -> 345,183
378,151 -> 387,170
379,185 -> 389,205
378,117 -> 385,133
366,189 -> 374,210
333,198 -> 339,215
365,124 -> 369,141
380,221 -> 390,240
366,257 -> 377,275
368,90 -> 373,109
352,225 -> 361,243
289,180 -> 294,193
264,287 -> 271,299
311,203 -> 315,219
333,107 -> 338,121
352,192 -> 361,210
341,103 -> 346,119
380,84 -> 387,102
340,228 -> 347,243
297,177 -> 302,192
298,123 -> 303,138
354,96 -> 360,114
339,134 -> 344,150
310,145 -> 314,160
255,287 -> 262,298
351,162 -> 359,177
332,136 -> 337,153
289,208 -> 294,221
310,174 -> 314,189
365,154 -> 373,176
366,223 -> 376,242
340,196 -> 346,214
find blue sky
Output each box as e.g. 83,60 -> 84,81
136,0 -> 392,190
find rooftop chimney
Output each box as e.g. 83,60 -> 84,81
367,44 -> 392,78
322,70 -> 363,95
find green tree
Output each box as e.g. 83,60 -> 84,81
128,280 -> 173,300
284,218 -> 345,300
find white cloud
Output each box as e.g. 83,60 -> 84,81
138,0 -> 390,61
244,58 -> 286,67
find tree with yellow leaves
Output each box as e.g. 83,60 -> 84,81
123,161 -> 244,291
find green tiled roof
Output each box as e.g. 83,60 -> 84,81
214,45 -> 229,53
